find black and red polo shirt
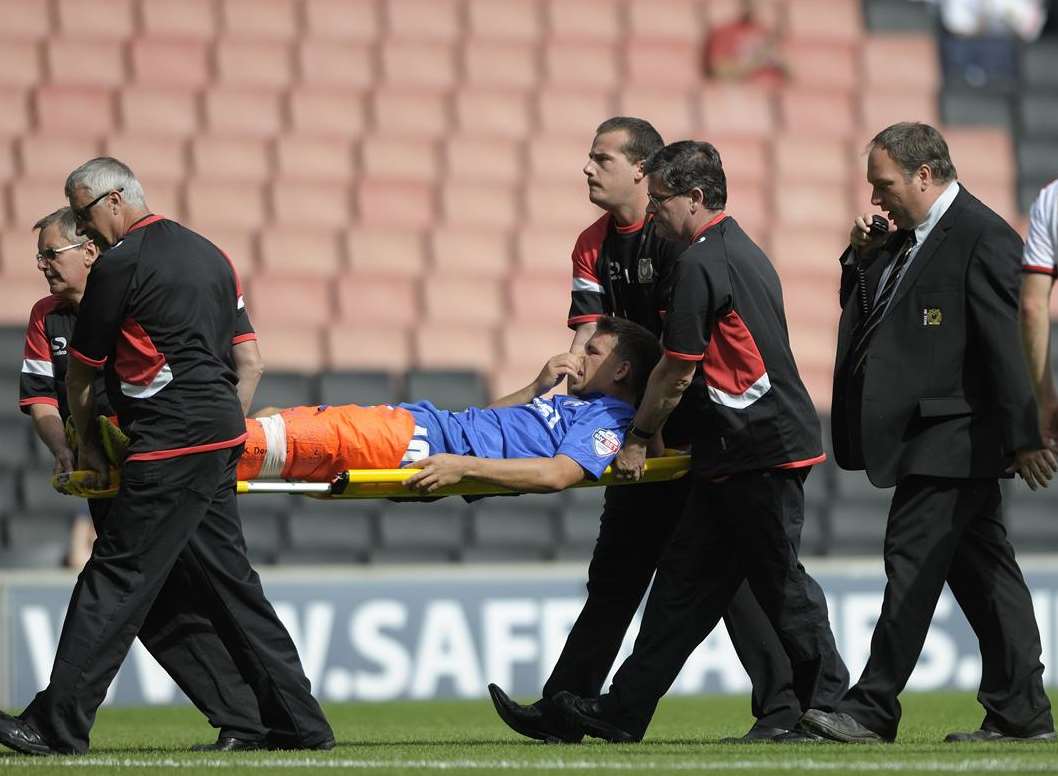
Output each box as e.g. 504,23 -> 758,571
69,215 -> 254,461
20,295 -> 113,421
567,213 -> 682,338
663,214 -> 824,477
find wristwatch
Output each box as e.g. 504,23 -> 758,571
627,423 -> 657,442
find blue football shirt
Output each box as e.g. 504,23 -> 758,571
401,393 -> 635,479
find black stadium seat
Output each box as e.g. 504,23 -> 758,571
372,499 -> 467,563
465,492 -> 560,562
278,497 -> 375,564
0,326 -> 27,377
940,88 -> 1013,130
319,370 -> 400,407
1021,41 -> 1058,90
864,0 -> 935,33
405,369 -> 487,411
249,372 -> 319,414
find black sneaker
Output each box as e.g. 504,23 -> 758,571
488,684 -> 583,743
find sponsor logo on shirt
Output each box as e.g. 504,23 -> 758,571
593,428 -> 621,457
51,336 -> 67,356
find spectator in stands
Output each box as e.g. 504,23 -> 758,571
535,139 -> 845,745
799,123 -> 1055,743
1020,179 -> 1058,450
0,159 -> 334,756
935,0 -> 1047,88
703,0 -> 787,87
17,205 -> 269,751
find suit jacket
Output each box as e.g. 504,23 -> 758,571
831,186 -> 1041,487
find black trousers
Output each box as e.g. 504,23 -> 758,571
23,448 -> 332,754
542,476 -> 802,731
838,476 -> 1054,739
599,469 -> 849,740
84,499 -> 264,741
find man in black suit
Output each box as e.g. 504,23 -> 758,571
799,122 -> 1057,744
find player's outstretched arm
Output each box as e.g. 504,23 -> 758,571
405,453 -> 585,494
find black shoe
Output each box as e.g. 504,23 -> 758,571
551,690 -> 638,743
945,728 -> 1057,743
270,735 -> 337,751
190,735 -> 268,752
773,728 -> 827,743
799,709 -> 889,743
719,725 -> 791,743
0,711 -> 55,756
487,684 -> 583,743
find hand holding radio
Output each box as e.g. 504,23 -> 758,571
850,213 -> 892,256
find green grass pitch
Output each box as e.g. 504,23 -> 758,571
2,691 -> 1057,774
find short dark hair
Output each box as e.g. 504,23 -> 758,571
643,140 -> 727,209
595,116 -> 665,165
868,122 -> 957,183
33,207 -> 78,243
594,316 -> 662,402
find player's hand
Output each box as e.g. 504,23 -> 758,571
613,440 -> 647,481
1009,448 -> 1058,491
533,353 -> 584,395
77,441 -> 111,490
1038,394 -> 1058,450
52,446 -> 76,476
850,213 -> 891,255
404,454 -> 471,494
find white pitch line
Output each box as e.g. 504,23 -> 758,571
5,758 -> 1058,772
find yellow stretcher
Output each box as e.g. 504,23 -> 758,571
52,455 -> 691,501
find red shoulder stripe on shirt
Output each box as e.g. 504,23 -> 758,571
24,295 -> 66,361
70,346 -> 107,367
125,214 -> 166,234
571,213 -> 611,283
232,333 -> 257,344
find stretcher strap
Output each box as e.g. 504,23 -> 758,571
54,455 -> 691,500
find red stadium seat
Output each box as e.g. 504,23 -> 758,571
774,138 -> 853,184
0,231 -> 45,279
943,128 -> 1014,185
18,137 -> 102,179
498,323 -> 571,369
185,180 -> 266,229
140,0 -> 218,39
724,179 -> 770,240
204,88 -> 283,138
0,277 -> 51,323
304,0 -> 381,41
785,0 -> 863,42
270,180 -> 351,228
430,227 -> 512,278
219,0 -> 298,41
544,43 -> 619,89
779,89 -> 858,139
536,89 -> 615,138
259,227 -> 343,277
617,89 -> 697,140
775,182 -> 851,230
275,135 -> 356,182
381,41 -> 457,90
130,39 -> 211,87
385,0 -> 462,41
423,276 -> 504,326
137,180 -> 183,222
249,273 -> 334,326
464,42 -> 540,91
289,90 -> 367,138
254,323 -> 327,373
0,0 -> 49,40
9,179 -> 72,229
120,87 -> 200,136
514,229 -> 579,276
413,323 -> 498,371
360,137 -> 440,183
624,42 -> 702,89
702,135 -> 771,184
298,41 -> 376,89
0,89 -> 30,135
863,35 -> 939,91
444,137 -> 522,184
333,274 -> 419,327
626,0 -> 704,43
373,90 -> 450,138
699,84 -> 776,137
527,135 -> 590,181
191,136 -> 271,182
193,227 -> 257,280
781,40 -> 859,93
0,42 -> 42,88
35,87 -> 116,136
354,180 -> 436,228
454,90 -> 533,139
326,324 -> 412,372
440,182 -> 518,229
56,0 -> 133,40
859,92 -> 939,134
346,227 -> 427,277
782,278 -> 843,329
104,134 -> 187,182
46,39 -> 126,87
0,139 -> 16,186
507,272 -> 571,324
770,226 -> 851,278
215,39 -> 294,89
546,0 -> 622,43
525,182 -> 604,228
467,0 -> 542,41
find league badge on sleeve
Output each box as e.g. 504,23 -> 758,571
593,428 -> 621,457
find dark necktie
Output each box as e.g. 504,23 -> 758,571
849,232 -> 916,374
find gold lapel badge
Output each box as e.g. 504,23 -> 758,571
923,307 -> 943,326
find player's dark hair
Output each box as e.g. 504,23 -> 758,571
869,122 -> 957,183
595,316 -> 662,402
595,116 -> 665,164
643,140 -> 727,209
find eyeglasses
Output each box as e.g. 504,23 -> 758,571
35,240 -> 89,264
647,190 -> 687,208
72,187 -> 122,224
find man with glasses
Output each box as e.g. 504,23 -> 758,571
0,158 -> 333,756
489,118 -> 803,744
17,206 -> 275,752
551,140 -> 848,743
